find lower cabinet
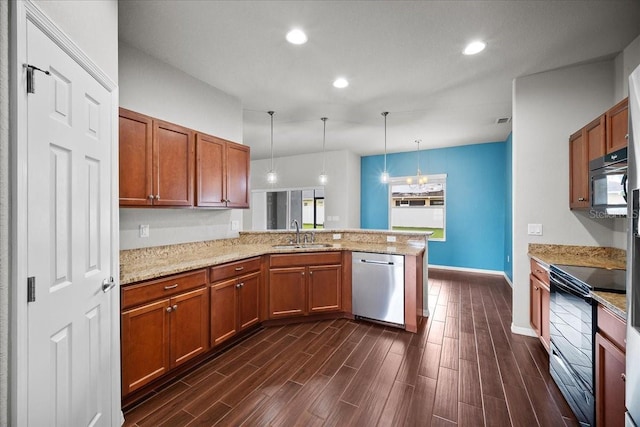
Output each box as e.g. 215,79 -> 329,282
121,270 -> 209,397
210,271 -> 261,346
596,305 -> 626,427
268,252 -> 342,319
529,258 -> 550,351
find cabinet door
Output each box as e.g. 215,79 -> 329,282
153,120 -> 194,206
606,98 -> 629,154
540,285 -> 550,351
269,267 -> 306,318
569,129 -> 589,209
119,108 -> 153,206
121,298 -> 171,396
238,272 -> 261,331
586,115 -> 606,161
529,274 -> 542,336
196,133 -> 227,207
225,142 -> 250,208
170,287 -> 209,368
210,278 -> 238,346
595,332 -> 626,427
308,264 -> 342,313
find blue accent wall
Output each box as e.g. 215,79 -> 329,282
504,133 -> 513,281
361,141 -> 511,272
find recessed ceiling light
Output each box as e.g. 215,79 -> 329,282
333,78 -> 349,89
286,29 -> 307,45
463,40 -> 486,55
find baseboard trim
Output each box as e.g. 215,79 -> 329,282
511,323 -> 537,338
503,273 -> 513,288
428,264 -> 505,276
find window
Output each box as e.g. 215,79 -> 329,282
251,187 -> 325,230
388,174 -> 446,241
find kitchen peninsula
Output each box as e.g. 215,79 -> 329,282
120,229 -> 429,406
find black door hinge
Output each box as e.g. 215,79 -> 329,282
24,64 -> 50,94
27,276 -> 35,303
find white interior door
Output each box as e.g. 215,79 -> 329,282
26,19 -> 115,427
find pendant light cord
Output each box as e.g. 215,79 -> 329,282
321,117 -> 327,173
268,111 -> 275,171
382,112 -> 388,172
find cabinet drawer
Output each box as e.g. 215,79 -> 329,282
210,257 -> 261,282
530,258 -> 550,286
122,269 -> 208,309
270,252 -> 342,268
597,304 -> 626,351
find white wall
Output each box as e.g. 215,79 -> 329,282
119,43 -> 244,249
34,0 -> 118,82
245,150 -> 361,230
512,59 -> 625,332
614,33 -> 640,102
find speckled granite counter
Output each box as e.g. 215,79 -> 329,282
121,229 -> 430,285
528,243 -> 627,318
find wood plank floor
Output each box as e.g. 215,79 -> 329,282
123,269 -> 578,427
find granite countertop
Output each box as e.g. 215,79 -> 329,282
528,243 -> 627,318
121,231 -> 428,285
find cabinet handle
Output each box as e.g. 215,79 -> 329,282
148,194 -> 154,200
164,284 -> 179,290
301,272 -> 305,276
236,283 -> 241,289
172,304 -> 178,311
622,373 -> 626,382
578,197 -> 585,201
221,198 -> 226,203
310,271 -> 313,275
625,134 -> 629,140
239,282 -> 244,288
235,267 -> 244,272
166,306 -> 172,313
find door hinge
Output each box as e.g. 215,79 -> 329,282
27,276 -> 36,303
24,64 -> 50,94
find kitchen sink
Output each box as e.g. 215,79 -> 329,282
272,243 -> 333,249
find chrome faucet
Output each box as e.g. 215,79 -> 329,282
292,219 -> 300,244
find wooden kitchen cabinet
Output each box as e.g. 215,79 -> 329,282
596,305 -> 626,427
268,252 -> 342,319
119,108 -> 194,207
569,128 -> 589,209
606,97 -> 629,154
120,269 -> 208,397
196,133 -> 249,208
210,257 -> 262,346
529,258 -> 550,351
586,115 -> 606,161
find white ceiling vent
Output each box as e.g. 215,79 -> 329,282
495,117 -> 512,124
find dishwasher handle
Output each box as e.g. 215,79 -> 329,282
359,259 -> 395,266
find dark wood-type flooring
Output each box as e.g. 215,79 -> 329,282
123,269 -> 578,426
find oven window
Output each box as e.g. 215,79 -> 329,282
549,288 -> 594,392
593,173 -> 626,206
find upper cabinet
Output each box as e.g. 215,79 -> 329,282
606,98 -> 629,154
119,108 -> 250,209
196,134 -> 250,208
568,97 -> 628,210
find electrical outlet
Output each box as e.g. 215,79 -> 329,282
139,224 -> 149,238
333,233 -> 342,240
387,235 -> 396,243
231,220 -> 240,231
527,224 -> 543,236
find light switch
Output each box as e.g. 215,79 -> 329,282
139,224 -> 149,238
527,223 -> 543,236
231,220 -> 240,231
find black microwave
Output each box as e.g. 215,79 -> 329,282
589,147 -> 627,216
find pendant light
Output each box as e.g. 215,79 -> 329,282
319,117 -> 328,184
381,112 -> 389,183
406,139 -> 428,188
266,111 -> 277,184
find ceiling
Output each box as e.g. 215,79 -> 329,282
119,1 -> 640,160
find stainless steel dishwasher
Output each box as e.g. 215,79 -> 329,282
352,252 -> 405,327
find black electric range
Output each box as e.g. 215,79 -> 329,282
548,263 -> 626,426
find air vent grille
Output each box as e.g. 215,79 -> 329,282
496,117 -> 512,124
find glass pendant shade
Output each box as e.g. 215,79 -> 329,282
266,170 -> 277,184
